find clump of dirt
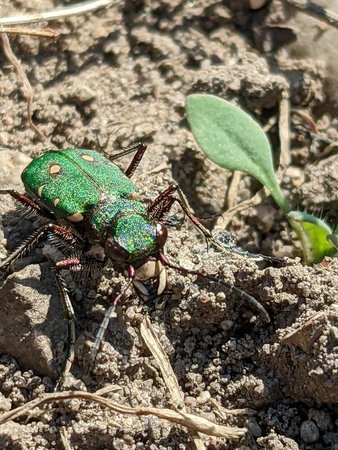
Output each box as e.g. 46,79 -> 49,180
0,1 -> 337,449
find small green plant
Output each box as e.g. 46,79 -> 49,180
186,93 -> 337,264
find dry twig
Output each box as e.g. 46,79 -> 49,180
140,317 -> 206,449
210,399 -> 255,419
0,391 -> 246,441
0,0 -> 117,26
140,317 -> 184,409
319,140 -> 338,160
59,427 -> 72,450
0,27 -> 59,39
227,171 -> 243,210
292,109 -> 318,134
278,89 -> 291,171
216,188 -> 268,229
292,109 -> 338,162
0,33 -> 46,142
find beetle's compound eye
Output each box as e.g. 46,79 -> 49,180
156,223 -> 167,248
105,238 -> 129,262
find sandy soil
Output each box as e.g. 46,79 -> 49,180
0,1 -> 337,449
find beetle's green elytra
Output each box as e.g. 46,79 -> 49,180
22,149 -> 139,222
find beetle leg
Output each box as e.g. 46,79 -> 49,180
50,254 -> 105,389
212,230 -> 287,267
148,184 -> 212,237
123,142 -> 147,178
0,223 -> 81,275
0,189 -> 54,220
56,254 -> 105,278
102,141 -> 147,178
51,264 -> 76,391
148,184 -> 286,267
159,252 -> 270,323
88,265 -> 136,370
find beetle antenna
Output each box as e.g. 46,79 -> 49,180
159,253 -> 270,323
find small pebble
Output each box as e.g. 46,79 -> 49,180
248,420 -> 262,437
300,420 -> 319,443
309,409 -> 332,431
113,439 -> 125,450
247,0 -> 268,9
221,320 -> 233,331
0,393 -> 11,411
330,326 -> 338,341
197,390 -> 211,405
185,396 -> 197,407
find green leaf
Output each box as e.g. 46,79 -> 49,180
186,94 -> 290,213
287,211 -> 337,264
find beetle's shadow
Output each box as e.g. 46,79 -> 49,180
170,147 -> 223,230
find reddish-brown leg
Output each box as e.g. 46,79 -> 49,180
56,254 -> 105,275
124,142 -> 147,178
105,141 -> 147,178
47,254 -> 105,389
0,223 -> 82,274
51,264 -> 76,391
147,183 -> 212,238
0,189 -> 54,220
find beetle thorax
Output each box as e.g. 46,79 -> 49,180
87,194 -> 168,264
105,212 -> 159,263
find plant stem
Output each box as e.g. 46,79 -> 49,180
266,181 -> 291,214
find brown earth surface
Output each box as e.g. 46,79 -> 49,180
0,1 -> 337,449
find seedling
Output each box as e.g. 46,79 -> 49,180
186,94 -> 337,264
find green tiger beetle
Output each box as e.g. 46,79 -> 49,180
0,142 -> 285,387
